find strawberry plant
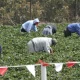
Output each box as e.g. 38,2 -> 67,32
0,23 -> 80,80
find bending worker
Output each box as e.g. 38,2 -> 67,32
21,18 -> 40,33
42,25 -> 57,36
64,23 -> 80,37
27,37 -> 57,54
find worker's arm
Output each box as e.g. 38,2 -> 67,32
50,48 -> 54,54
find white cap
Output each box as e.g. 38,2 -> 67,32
33,18 -> 40,24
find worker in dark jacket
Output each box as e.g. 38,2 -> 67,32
64,23 -> 80,37
42,25 -> 57,36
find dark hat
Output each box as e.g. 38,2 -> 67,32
64,29 -> 71,37
52,27 -> 56,34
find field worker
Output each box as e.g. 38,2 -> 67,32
21,18 -> 40,33
27,37 -> 57,54
42,25 -> 57,36
64,23 -> 80,37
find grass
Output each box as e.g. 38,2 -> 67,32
0,23 -> 80,80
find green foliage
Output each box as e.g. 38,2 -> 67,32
0,23 -> 80,80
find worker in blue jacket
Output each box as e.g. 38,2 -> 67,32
21,18 -> 40,33
64,23 -> 80,37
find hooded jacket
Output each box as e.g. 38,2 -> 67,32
42,25 -> 52,36
42,25 -> 56,36
21,18 -> 39,33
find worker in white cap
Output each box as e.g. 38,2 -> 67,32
21,18 -> 40,33
27,37 -> 57,54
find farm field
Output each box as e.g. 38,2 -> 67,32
0,23 -> 80,80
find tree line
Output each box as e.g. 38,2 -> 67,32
0,0 -> 80,25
